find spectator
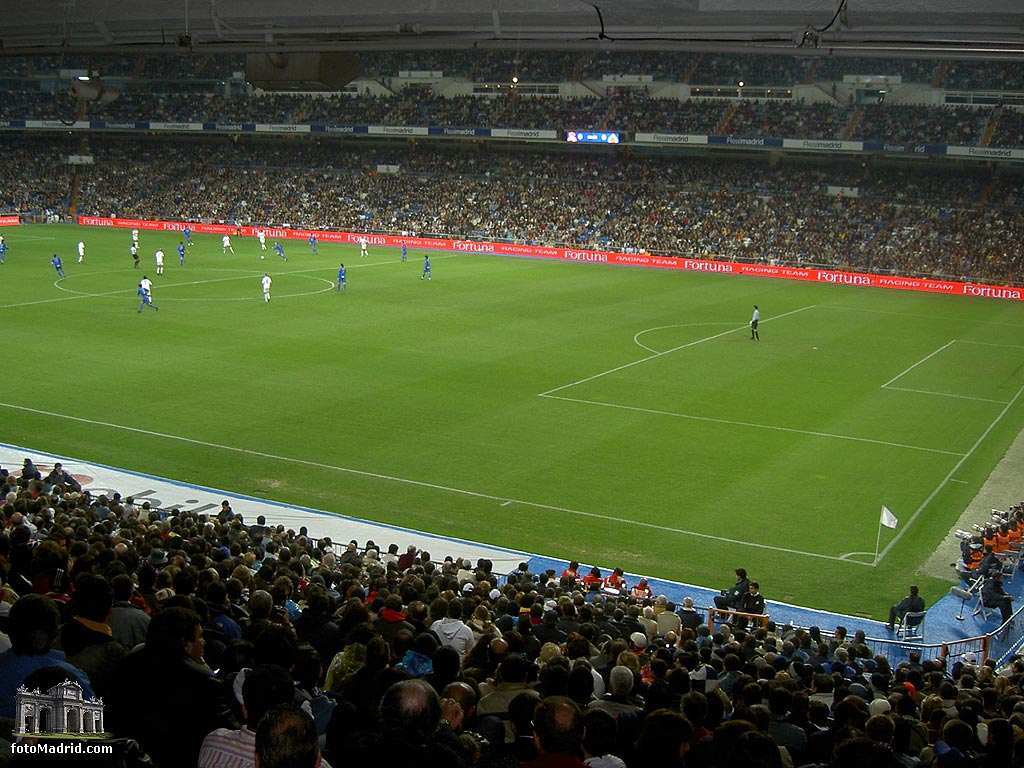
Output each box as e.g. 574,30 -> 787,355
198,665 -> 296,768
430,597 -> 476,664
372,678 -> 470,766
981,571 -> 1015,638
524,696 -> 587,768
106,606 -> 238,767
254,703 -> 325,768
714,568 -> 749,610
58,572 -> 126,698
0,593 -> 94,719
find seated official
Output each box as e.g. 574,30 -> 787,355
886,585 -> 925,632
713,568 -> 749,610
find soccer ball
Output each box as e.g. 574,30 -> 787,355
260,255 -> 265,260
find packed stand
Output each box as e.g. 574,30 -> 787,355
3,76 -> 1024,149
687,53 -> 811,88
1,461 -> 1023,768
2,132 -> 1022,285
990,109 -> 1024,153
720,100 -> 851,140
12,134 -> 1010,285
15,51 -> 1022,91
4,50 -> 1024,94
943,62 -> 1024,93
854,104 -> 992,147
0,135 -> 75,220
812,58 -> 945,88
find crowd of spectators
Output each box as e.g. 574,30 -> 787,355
0,134 -> 1009,286
0,88 -> 1019,149
1,461 -> 1022,768
0,136 -> 74,221
2,86 -> 1022,150
2,51 -> 1023,91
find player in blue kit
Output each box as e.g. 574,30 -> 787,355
309,235 -> 318,254
420,255 -> 431,280
183,226 -> 194,246
401,243 -> 408,262
51,254 -> 65,278
0,241 -> 8,263
137,283 -> 158,313
274,242 -> 286,261
177,242 -> 186,265
336,263 -> 346,293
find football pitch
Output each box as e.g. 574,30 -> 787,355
3,224 -> 1024,619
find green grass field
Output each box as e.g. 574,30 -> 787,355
3,224 -> 1024,619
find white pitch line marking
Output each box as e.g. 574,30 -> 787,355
936,340 -> 1024,350
539,394 -> 965,456
880,340 -> 957,389
1,264 -> 382,309
883,386 -> 1010,405
874,379 -> 1024,565
0,400 -> 864,565
540,305 -> 816,397
633,323 -> 736,354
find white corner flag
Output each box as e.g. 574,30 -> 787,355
880,505 -> 899,529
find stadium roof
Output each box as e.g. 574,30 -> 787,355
1,1 -> 1021,60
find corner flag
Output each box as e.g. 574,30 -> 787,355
880,505 -> 898,529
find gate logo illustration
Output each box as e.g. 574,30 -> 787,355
15,680 -> 106,735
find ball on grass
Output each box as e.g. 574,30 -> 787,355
260,255 -> 265,260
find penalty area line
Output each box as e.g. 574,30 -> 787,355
539,394 -> 964,457
0,400 -> 857,565
540,305 -> 816,397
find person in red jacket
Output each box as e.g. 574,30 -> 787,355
580,566 -> 602,592
602,567 -> 626,596
560,560 -> 580,587
630,577 -> 653,601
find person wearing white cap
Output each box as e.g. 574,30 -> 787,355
869,698 -> 892,717
629,631 -> 651,668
